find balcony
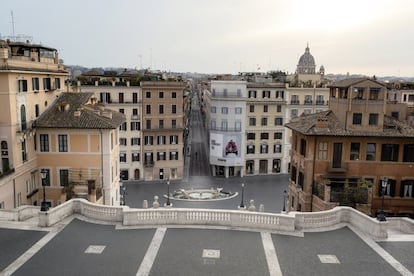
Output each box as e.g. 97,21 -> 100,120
303,100 -> 313,105
315,100 -> 325,105
290,100 -> 300,105
144,161 -> 154,167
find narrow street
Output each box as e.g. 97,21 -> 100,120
188,91 -> 211,177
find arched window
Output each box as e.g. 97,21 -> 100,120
20,105 -> 27,131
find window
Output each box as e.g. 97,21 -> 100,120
263,105 -> 268,112
211,120 -> 216,129
172,92 -> 177,98
275,118 -> 283,126
133,93 -> 138,103
18,79 -> 28,92
261,117 -> 267,126
353,113 -> 362,125
146,91 -> 151,98
247,133 -> 255,140
369,88 -> 379,100
391,112 -> 399,120
235,121 -> 241,131
32,77 -> 39,91
274,144 -> 282,153
350,143 -> 360,160
304,109 -> 311,115
401,180 -> 414,198
235,107 -> 242,114
260,144 -> 268,154
159,120 -> 164,129
381,144 -> 399,161
262,90 -> 270,98
300,139 -> 306,157
211,106 -> 216,113
249,105 -> 255,113
366,143 -> 376,161
247,145 -> 255,154
170,151 -> 178,160
120,153 -> 127,162
274,132 -> 282,139
403,144 -> 414,162
172,119 -> 177,128
132,108 -> 138,117
146,105 -> 151,114
119,108 -> 125,114
221,107 -> 228,114
379,179 -> 396,197
291,95 -> 299,104
291,166 -> 297,182
21,140 -> 27,162
260,133 -> 269,140
119,138 -> 127,146
58,134 -> 68,152
158,135 -> 166,145
40,134 -> 49,152
43,78 -> 51,91
248,90 -> 257,98
35,104 -> 40,117
159,91 -> 164,98
369,113 -> 378,125
276,105 -> 282,112
170,135 -> 178,144
316,95 -> 324,105
276,90 -> 284,99
318,142 -> 328,160
59,169 -> 69,187
130,122 -> 140,131
144,136 -> 154,145
172,105 -> 177,114
20,105 -> 27,131
55,78 -> 61,90
131,137 -> 140,146
159,105 -> 164,114
221,120 -> 228,131
132,152 -> 140,162
249,118 -> 256,126
146,120 -> 151,130
157,152 -> 166,161
145,153 -> 153,165
291,109 -> 298,118
119,122 -> 127,131
304,95 -> 312,104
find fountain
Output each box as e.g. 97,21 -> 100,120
168,187 -> 237,201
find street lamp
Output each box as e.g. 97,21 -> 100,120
282,190 -> 287,212
377,177 -> 388,221
166,179 -> 171,206
239,183 -> 245,209
40,169 -> 48,212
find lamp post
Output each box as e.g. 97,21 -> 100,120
40,169 -> 48,212
377,177 -> 388,221
166,179 -> 171,206
239,183 -> 245,209
282,190 -> 287,212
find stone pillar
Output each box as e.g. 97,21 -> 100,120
152,196 -> 159,209
248,199 -> 256,212
143,200 -> 148,209
224,167 -> 229,178
239,166 -> 244,178
324,185 -> 331,203
212,166 -> 216,176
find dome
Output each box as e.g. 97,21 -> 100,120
297,44 -> 316,74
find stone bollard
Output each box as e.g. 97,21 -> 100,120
259,204 -> 264,212
248,199 -> 256,212
152,196 -> 160,209
143,200 -> 148,209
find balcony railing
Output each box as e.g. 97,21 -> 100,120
303,100 -> 313,105
315,100 -> 325,105
290,100 -> 300,105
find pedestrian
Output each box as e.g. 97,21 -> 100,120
195,151 -> 198,160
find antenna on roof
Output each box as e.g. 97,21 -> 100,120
10,10 -> 15,38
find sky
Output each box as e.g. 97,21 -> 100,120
1,0 -> 414,77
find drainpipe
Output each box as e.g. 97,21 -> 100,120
13,179 -> 16,208
100,129 -> 104,205
311,136 -> 317,212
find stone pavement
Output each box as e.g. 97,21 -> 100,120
1,215 -> 413,276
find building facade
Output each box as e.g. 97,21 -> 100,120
0,39 -> 68,209
286,78 -> 414,217
34,93 -> 125,206
141,81 -> 187,180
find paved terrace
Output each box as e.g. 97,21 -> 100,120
1,200 -> 413,276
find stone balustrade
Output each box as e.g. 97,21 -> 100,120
2,199 -> 413,239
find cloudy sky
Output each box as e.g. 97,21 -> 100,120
1,0 -> 413,76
